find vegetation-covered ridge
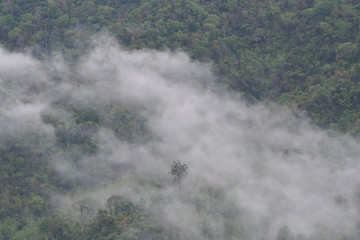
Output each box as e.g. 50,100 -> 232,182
1,0 -> 360,133
2,1 -> 360,240
0,43 -> 253,240
0,96 -> 155,239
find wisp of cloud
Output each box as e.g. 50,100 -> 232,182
1,35 -> 360,240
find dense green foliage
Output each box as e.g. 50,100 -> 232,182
0,100 -> 163,239
0,95 -> 247,239
2,0 -> 360,239
1,0 -> 360,132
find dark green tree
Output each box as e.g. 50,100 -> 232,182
277,226 -> 294,240
170,160 -> 188,191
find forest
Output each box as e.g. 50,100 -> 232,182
1,0 -> 360,239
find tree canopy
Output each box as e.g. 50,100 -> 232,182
1,0 -> 360,133
1,1 -> 360,239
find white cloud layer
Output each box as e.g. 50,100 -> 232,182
1,35 -> 360,239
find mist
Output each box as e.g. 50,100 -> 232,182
1,35 -> 360,240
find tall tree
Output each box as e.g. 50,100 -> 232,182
170,160 -> 188,192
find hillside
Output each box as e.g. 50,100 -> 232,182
1,0 -> 360,133
2,1 -> 360,240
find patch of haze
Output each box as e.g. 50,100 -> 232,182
0,48 -> 56,139
0,103 -> 53,140
2,35 -> 360,240
68,36 -> 360,239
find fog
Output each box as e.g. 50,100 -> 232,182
1,35 -> 360,239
